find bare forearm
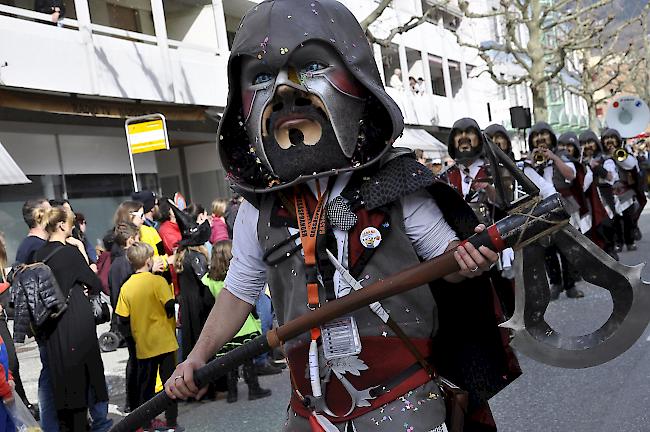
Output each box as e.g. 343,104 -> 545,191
554,158 -> 576,181
188,289 -> 253,363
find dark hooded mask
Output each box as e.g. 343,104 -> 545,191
528,122 -> 557,151
557,132 -> 580,159
169,201 -> 211,248
447,118 -> 486,163
484,124 -> 512,154
601,128 -> 623,155
579,130 -> 603,158
218,0 -> 403,193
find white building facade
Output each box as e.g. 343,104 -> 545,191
0,0 -> 512,258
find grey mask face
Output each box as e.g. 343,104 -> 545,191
239,42 -> 365,181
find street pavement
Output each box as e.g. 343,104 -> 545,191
17,207 -> 650,431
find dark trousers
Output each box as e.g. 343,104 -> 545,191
0,316 -> 29,406
57,407 -> 87,432
613,206 -> 636,246
545,245 -> 576,290
137,351 -> 177,425
125,338 -> 138,410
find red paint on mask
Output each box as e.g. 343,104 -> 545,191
241,89 -> 255,120
327,68 -> 365,98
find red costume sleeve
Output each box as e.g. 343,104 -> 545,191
0,364 -> 12,400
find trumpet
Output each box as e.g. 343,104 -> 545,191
533,149 -> 547,166
614,148 -> 628,162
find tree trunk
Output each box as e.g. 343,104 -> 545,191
588,102 -> 600,133
531,83 -> 548,124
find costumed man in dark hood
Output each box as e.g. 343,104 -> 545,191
528,122 -> 585,299
484,124 -> 516,162
440,119 -> 517,313
578,130 -> 617,259
165,1 -> 518,431
601,128 -> 646,252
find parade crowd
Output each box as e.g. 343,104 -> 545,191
1,190 -> 287,432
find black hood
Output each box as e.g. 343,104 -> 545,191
557,131 -> 580,156
447,117 -> 486,161
484,124 -> 511,150
528,121 -> 557,150
218,0 -> 404,194
169,201 -> 211,248
578,130 -> 601,147
601,128 -> 623,145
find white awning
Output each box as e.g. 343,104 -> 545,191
0,139 -> 30,185
393,128 -> 447,157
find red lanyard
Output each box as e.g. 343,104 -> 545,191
294,183 -> 328,341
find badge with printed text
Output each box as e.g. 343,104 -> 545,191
360,226 -> 382,249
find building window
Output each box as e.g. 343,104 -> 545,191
164,0 -> 218,49
382,43 -> 402,89
428,54 -> 446,96
508,85 -> 518,105
449,60 -> 462,97
89,0 -> 155,36
406,48 -> 425,94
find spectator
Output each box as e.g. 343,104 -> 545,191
185,204 -> 213,253
33,206 -> 110,432
0,332 -> 15,432
417,77 -> 426,94
170,205 -> 215,372
115,242 -> 180,432
108,223 -> 139,413
131,191 -> 159,229
409,76 -> 418,94
201,241 -> 271,402
49,200 -> 95,266
0,233 -> 35,421
114,201 -> 167,275
75,212 -> 98,264
157,199 -> 181,297
209,199 -> 229,244
224,194 -> 242,239
15,198 -> 51,265
430,158 -> 443,175
389,68 -> 402,88
34,0 -> 64,24
157,199 -> 181,256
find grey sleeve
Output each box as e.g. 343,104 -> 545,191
401,190 -> 459,261
224,201 -> 267,305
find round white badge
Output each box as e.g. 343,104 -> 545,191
360,227 -> 382,249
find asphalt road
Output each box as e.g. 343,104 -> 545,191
17,207 -> 650,432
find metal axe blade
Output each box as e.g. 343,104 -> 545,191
501,224 -> 650,369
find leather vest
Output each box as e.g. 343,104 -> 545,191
257,192 -> 445,427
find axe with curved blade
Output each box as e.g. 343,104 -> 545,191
501,224 -> 650,369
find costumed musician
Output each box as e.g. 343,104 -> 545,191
578,130 -> 618,259
527,122 -> 585,300
600,128 -> 645,252
164,1 -> 520,431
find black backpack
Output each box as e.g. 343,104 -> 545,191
12,246 -> 68,329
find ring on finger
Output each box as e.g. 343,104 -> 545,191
470,266 -> 479,272
174,375 -> 183,382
